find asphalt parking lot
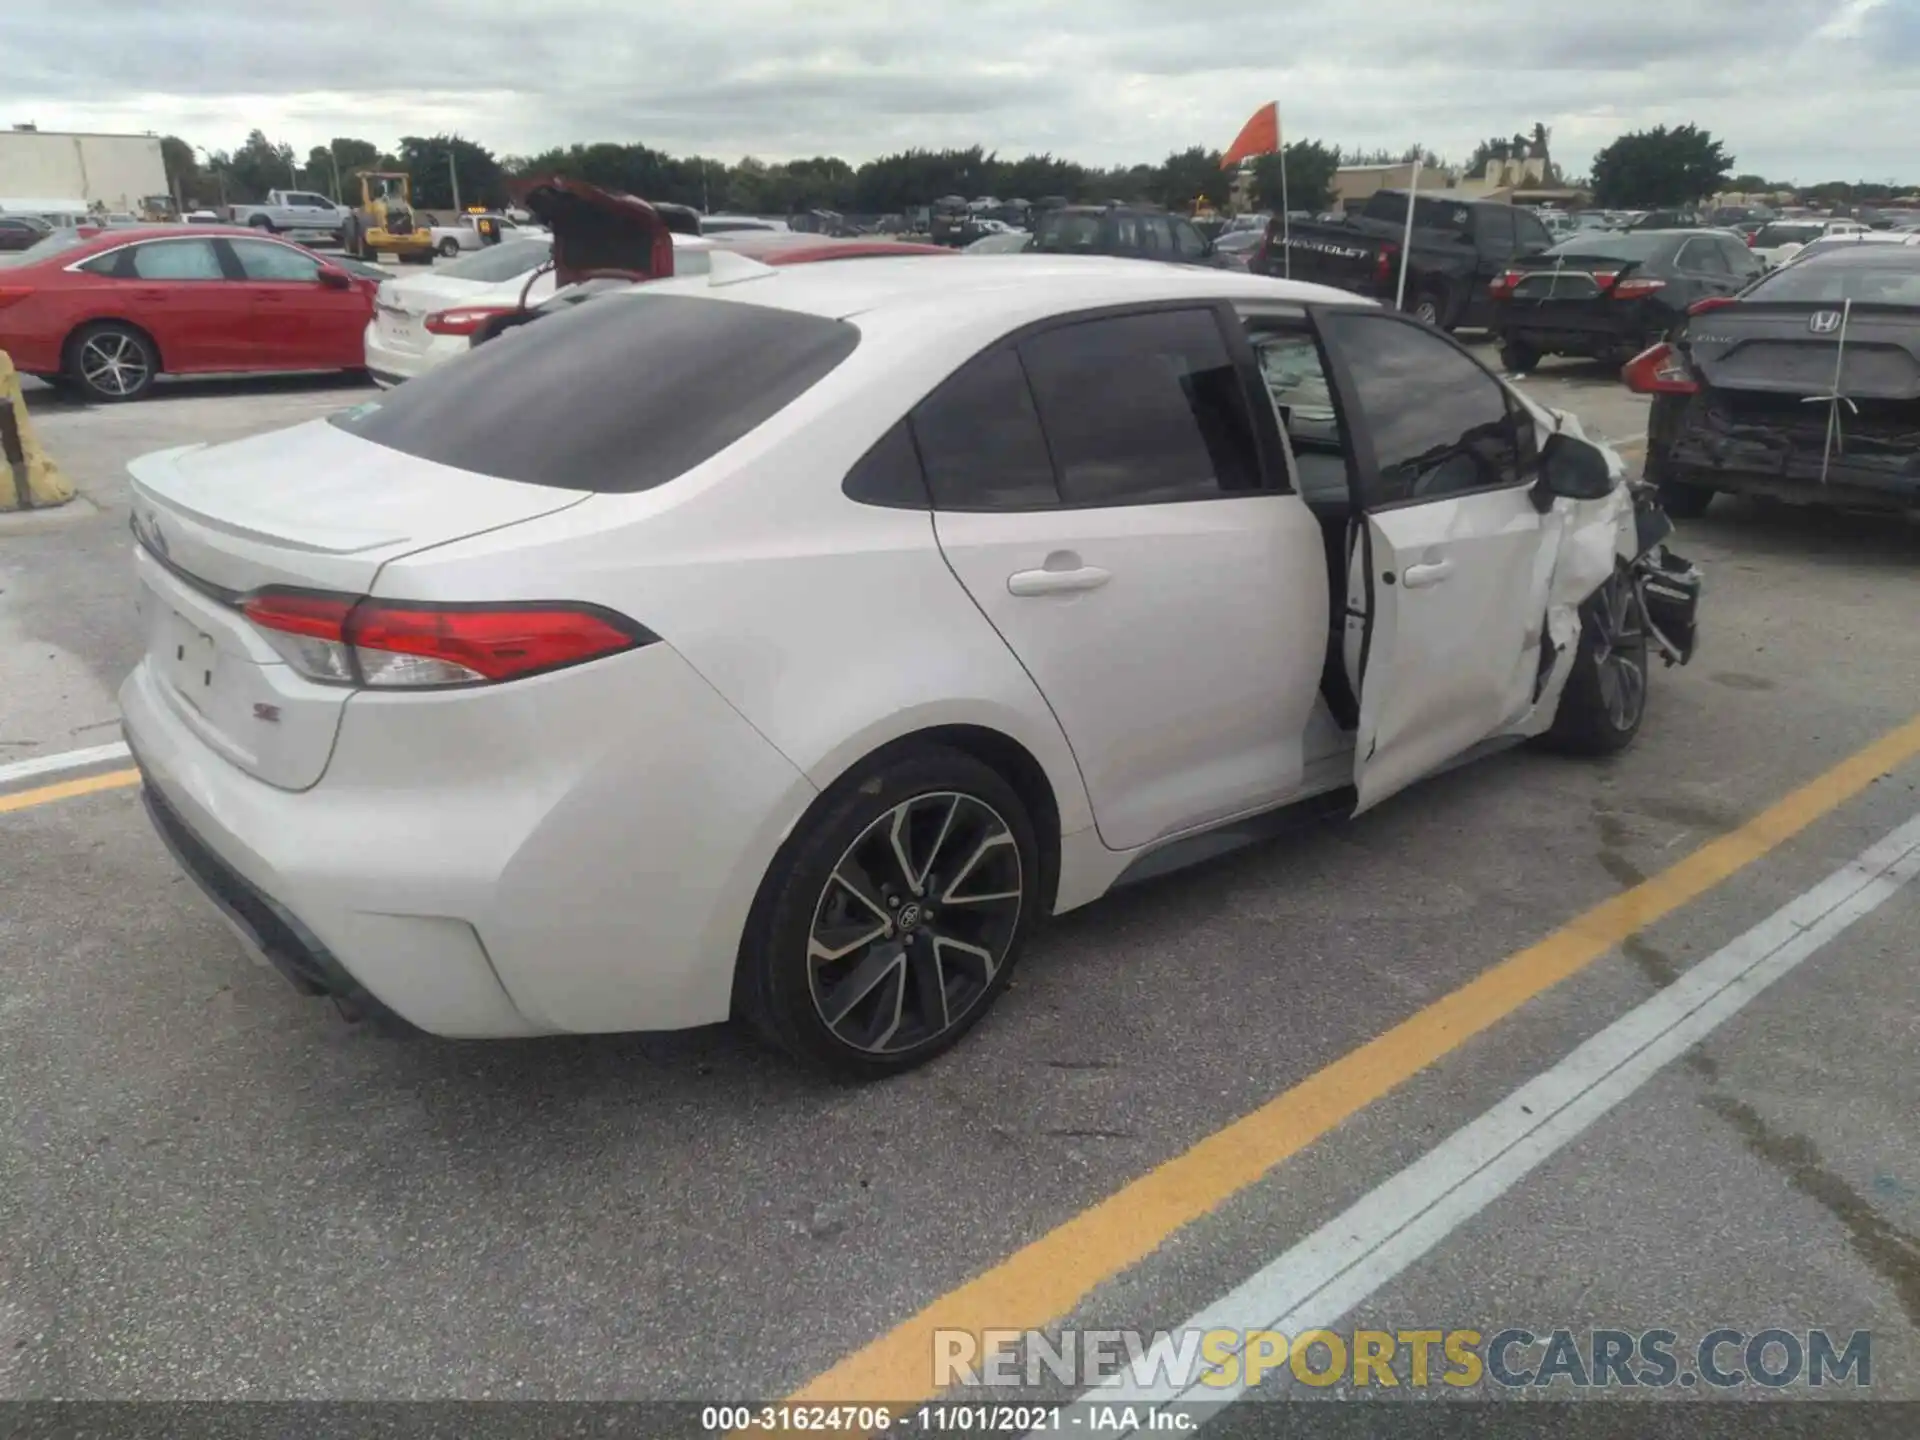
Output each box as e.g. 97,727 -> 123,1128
2,342 -> 1917,1424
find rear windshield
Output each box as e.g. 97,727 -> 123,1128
1754,223 -> 1822,246
329,292 -> 860,492
1745,251 -> 1920,305
1542,233 -> 1667,262
433,238 -> 552,282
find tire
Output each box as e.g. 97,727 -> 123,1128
248,214 -> 275,232
437,238 -> 461,258
65,321 -> 158,403
1655,479 -> 1715,519
1498,337 -> 1541,374
1408,282 -> 1456,330
735,744 -> 1041,1078
1542,567 -> 1650,757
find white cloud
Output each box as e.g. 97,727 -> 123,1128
1,0 -> 1914,180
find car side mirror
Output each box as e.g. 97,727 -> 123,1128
1532,432 -> 1616,510
316,266 -> 352,290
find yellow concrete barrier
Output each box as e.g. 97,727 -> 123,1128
1,349 -> 76,512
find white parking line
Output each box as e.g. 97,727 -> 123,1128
0,740 -> 131,788
1043,807 -> 1920,1432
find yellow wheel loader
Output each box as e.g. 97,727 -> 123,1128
341,171 -> 435,265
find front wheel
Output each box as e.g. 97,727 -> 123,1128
1498,337 -> 1541,374
1655,479 -> 1715,519
1542,568 -> 1650,756
248,214 -> 275,232
437,237 -> 461,258
1409,285 -> 1450,328
66,322 -> 157,403
736,745 -> 1041,1077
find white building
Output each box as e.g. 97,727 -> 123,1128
0,128 -> 169,215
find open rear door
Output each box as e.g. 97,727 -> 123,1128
520,178 -> 680,285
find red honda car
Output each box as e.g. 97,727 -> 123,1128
0,225 -> 377,402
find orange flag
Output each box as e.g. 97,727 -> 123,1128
1220,102 -> 1281,169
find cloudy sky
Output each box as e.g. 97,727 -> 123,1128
3,0 -> 1916,182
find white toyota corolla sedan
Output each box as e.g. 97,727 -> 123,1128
121,254 -> 1698,1075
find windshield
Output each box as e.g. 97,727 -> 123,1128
1745,251 -> 1920,305
0,228 -> 92,267
1542,233 -> 1668,262
432,237 -> 552,282
1755,223 -> 1823,247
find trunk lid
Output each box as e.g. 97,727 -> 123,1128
127,419 -> 589,789
1686,305 -> 1920,399
520,177 -> 690,287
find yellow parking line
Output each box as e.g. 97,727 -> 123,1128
790,712 -> 1920,1406
0,767 -> 141,815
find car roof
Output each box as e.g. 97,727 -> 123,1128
715,233 -> 953,263
625,253 -> 1365,324
75,223 -> 260,246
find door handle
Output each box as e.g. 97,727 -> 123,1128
1402,559 -> 1454,589
1008,565 -> 1112,597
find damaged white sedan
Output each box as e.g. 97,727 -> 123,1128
120,254 -> 1701,1077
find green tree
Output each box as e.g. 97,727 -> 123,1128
1150,146 -> 1233,211
1249,139 -> 1341,213
1726,173 -> 1774,193
159,136 -> 201,205
1590,125 -> 1733,208
1468,135 -> 1514,178
397,134 -> 506,210
225,129 -> 298,202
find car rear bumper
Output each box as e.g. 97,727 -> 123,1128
1495,300 -> 1667,355
362,322 -> 462,385
1654,391 -> 1920,511
120,640 -> 821,1038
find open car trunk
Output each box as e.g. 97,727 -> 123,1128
519,178 -> 694,286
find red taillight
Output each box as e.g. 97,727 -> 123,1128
1688,295 -> 1737,316
1611,277 -> 1667,299
1621,341 -> 1699,395
423,305 -> 518,336
1374,243 -> 1397,286
1745,231 -> 1760,246
1589,270 -> 1620,291
241,590 -> 651,688
1489,268 -> 1526,298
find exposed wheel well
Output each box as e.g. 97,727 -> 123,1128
63,318 -> 164,375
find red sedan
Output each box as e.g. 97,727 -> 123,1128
0,225 -> 376,402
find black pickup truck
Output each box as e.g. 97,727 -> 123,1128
1251,190 -> 1554,330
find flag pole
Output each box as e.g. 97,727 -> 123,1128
1395,155 -> 1423,313
1278,113 -> 1291,279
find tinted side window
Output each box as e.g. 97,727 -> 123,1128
910,348 -> 1060,510
1019,308 -> 1263,505
1319,312 -> 1523,505
1722,238 -> 1764,277
842,419 -> 930,509
331,293 -> 859,492
1678,239 -> 1728,274
228,238 -> 323,282
1479,206 -> 1516,254
1138,216 -> 1174,256
130,240 -> 225,280
1173,219 -> 1207,260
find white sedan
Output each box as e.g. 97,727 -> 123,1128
121,256 -> 1698,1076
1749,218 -> 1868,268
362,234 -> 714,384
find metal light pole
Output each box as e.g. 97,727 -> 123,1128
447,151 -> 462,214
327,145 -> 344,203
